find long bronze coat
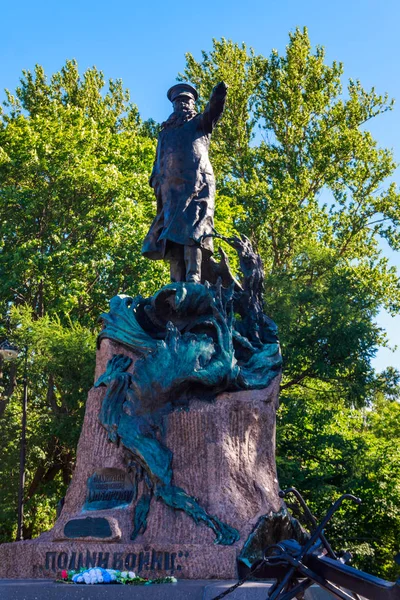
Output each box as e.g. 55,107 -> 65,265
141,85 -> 227,260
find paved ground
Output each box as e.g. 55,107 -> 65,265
0,579 -> 335,600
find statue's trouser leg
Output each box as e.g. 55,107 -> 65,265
184,245 -> 202,283
169,252 -> 186,282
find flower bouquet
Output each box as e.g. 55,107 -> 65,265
59,567 -> 178,585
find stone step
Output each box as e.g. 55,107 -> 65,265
0,579 -> 337,600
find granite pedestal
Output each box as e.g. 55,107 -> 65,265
0,339 -> 284,580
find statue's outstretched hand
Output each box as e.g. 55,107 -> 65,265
213,81 -> 228,96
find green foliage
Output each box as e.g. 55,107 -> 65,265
180,27 -> 400,403
0,59 -> 168,323
0,307 -> 96,541
277,390 -> 400,579
0,60 -> 169,538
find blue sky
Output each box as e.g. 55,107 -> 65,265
2,0 -> 399,371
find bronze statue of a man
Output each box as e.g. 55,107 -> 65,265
141,81 -> 228,283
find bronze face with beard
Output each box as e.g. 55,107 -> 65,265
141,82 -> 228,283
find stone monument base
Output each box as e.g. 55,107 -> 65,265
0,339 -> 288,580
0,539 -> 238,579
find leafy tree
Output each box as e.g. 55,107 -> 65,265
0,307 -> 95,541
0,59 -> 167,324
277,389 -> 400,579
179,29 -> 400,404
0,61 -> 167,537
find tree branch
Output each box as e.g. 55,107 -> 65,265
280,367 -> 314,390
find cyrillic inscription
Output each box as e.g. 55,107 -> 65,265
84,468 -> 135,510
42,549 -> 189,574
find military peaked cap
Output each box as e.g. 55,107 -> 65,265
167,83 -> 198,102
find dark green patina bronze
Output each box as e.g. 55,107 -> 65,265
95,353 -> 239,545
95,235 -> 281,544
238,508 -> 308,569
63,517 -> 112,539
98,235 -> 282,399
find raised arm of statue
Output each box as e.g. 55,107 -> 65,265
202,82 -> 228,134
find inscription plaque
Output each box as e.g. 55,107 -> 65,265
64,517 -> 112,539
84,468 -> 135,511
